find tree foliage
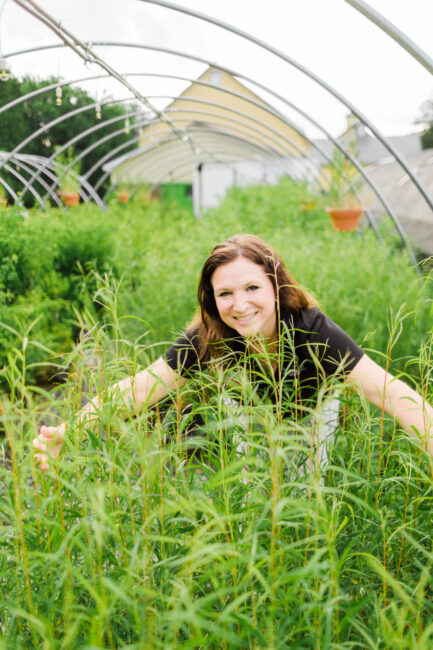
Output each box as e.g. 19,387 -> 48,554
0,76 -> 142,204
417,96 -> 433,150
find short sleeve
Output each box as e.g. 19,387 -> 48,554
164,328 -> 202,377
297,308 -> 364,378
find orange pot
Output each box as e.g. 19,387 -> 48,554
326,207 -> 363,231
59,191 -> 80,206
117,191 -> 130,203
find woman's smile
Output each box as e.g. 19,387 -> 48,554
234,312 -> 257,322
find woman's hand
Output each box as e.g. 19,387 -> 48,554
33,423 -> 66,472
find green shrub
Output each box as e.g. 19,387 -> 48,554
0,178 -> 432,385
0,205 -> 120,383
0,210 -> 33,302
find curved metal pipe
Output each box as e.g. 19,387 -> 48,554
13,155 -> 67,206
7,96 -> 136,205
3,43 -> 398,243
5,156 -> 63,206
65,99 -> 308,181
0,175 -> 20,203
136,2 -> 432,238
101,129 -> 293,200
1,162 -> 45,205
19,88 -> 310,206
0,70 -> 309,191
343,0 -> 433,75
2,45 -> 402,216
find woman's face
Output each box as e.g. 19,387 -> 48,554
211,256 -> 277,340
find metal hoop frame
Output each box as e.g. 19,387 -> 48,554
1,1 -> 432,264
3,44 -> 419,250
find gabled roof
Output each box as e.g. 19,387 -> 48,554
106,67 -> 311,184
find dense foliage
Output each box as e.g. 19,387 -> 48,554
1,180 -> 431,386
1,179 -> 433,648
0,205 -> 118,384
0,76 -> 140,204
418,95 -> 433,150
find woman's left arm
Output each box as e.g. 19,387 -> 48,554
347,354 -> 433,455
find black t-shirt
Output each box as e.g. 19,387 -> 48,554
165,307 -> 364,409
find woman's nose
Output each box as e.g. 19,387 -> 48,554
232,292 -> 248,312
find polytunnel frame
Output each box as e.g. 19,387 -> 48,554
2,0 -> 431,262
85,99 -> 321,184
0,91 -> 141,206
102,130 -> 299,191
0,65 -> 317,191
1,54 -> 384,238
0,66 -> 322,209
0,152 -> 77,206
0,157 -> 50,205
100,119 -> 311,194
11,97 -> 294,208
3,43 -> 410,251
0,153 -> 99,205
16,84 -> 311,203
102,130 -> 296,201
8,154 -> 64,206
140,0 -> 433,216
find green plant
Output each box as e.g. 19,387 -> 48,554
0,75 -> 139,205
325,142 -> 364,208
0,205 -> 120,383
55,146 -> 81,195
2,298 -> 433,648
0,182 -> 8,206
1,180 -> 433,646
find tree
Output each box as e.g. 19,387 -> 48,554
417,96 -> 433,150
0,76 -> 143,205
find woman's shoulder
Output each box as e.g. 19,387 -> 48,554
164,325 -> 202,376
281,306 -> 323,332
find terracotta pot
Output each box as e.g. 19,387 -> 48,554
117,191 -> 130,203
59,191 -> 80,207
326,207 -> 363,231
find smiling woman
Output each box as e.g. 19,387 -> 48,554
34,233 -> 433,470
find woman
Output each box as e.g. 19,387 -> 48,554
34,234 -> 433,470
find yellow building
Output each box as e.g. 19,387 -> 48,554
108,66 -> 311,190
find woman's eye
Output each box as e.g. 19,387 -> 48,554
247,285 -> 259,292
219,291 -> 231,297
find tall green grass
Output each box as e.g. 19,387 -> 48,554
1,179 -> 433,648
2,301 -> 433,648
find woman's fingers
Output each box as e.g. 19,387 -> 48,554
34,453 -> 50,472
33,424 -> 65,471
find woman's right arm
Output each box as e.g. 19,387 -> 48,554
33,356 -> 186,471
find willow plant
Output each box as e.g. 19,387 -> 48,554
1,283 -> 433,649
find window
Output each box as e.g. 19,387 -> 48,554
210,70 -> 221,86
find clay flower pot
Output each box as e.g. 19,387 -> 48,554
59,191 -> 80,207
326,206 -> 363,231
117,191 -> 130,204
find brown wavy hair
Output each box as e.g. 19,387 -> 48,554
190,234 -> 316,361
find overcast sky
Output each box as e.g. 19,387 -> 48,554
2,0 -> 433,139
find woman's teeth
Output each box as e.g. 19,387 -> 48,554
235,313 -> 256,322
